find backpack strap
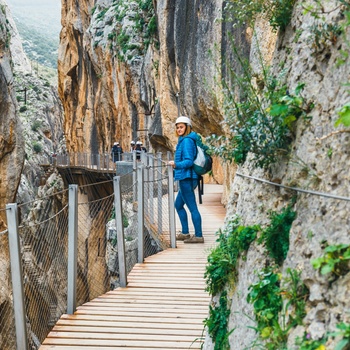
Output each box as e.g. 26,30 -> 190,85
197,175 -> 203,204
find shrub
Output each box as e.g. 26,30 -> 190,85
205,218 -> 259,295
204,291 -> 232,350
33,142 -> 42,153
31,120 -> 42,132
19,105 -> 27,113
258,203 -> 296,266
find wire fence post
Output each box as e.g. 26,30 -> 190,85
141,152 -> 148,219
67,184 -> 78,314
149,154 -> 155,224
6,203 -> 29,350
167,163 -> 176,248
157,152 -> 163,235
113,176 -> 127,287
132,151 -> 137,203
137,164 -> 145,263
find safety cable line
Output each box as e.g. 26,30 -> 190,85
236,172 -> 350,202
0,229 -> 8,236
78,193 -> 114,205
79,178 -> 113,189
18,204 -> 69,228
121,181 -> 137,194
145,176 -> 168,183
17,188 -> 69,209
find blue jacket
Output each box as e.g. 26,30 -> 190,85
174,131 -> 198,181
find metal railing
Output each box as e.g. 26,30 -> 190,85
0,152 -> 176,350
43,152 -> 135,171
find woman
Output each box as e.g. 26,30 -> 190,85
168,116 -> 204,243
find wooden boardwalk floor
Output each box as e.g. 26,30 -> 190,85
40,184 -> 226,350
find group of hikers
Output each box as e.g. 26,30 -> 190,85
111,140 -> 147,162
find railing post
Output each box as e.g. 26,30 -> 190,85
167,162 -> 176,248
141,152 -> 148,219
113,176 -> 127,287
67,184 -> 78,314
6,203 -> 29,350
137,164 -> 145,263
157,153 -> 163,235
133,151 -> 137,203
149,154 -> 154,224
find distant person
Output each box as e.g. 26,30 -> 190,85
111,142 -> 123,162
135,141 -> 143,160
140,141 -> 147,153
130,140 -> 135,152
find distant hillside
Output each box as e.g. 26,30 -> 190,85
6,0 -> 61,69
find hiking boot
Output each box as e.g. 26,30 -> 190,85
176,233 -> 192,241
184,235 -> 204,243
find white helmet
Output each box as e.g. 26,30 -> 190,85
131,140 -> 135,144
136,141 -> 142,145
175,116 -> 192,126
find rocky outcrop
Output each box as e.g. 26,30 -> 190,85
58,0 -> 225,182
0,0 -> 25,228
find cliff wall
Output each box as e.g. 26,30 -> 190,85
58,0 -> 350,349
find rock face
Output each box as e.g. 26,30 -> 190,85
58,0 -> 224,177
0,0 -> 25,227
57,0 -> 350,349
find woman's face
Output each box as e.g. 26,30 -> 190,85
176,123 -> 187,136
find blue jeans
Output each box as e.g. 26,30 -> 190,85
175,178 -> 202,237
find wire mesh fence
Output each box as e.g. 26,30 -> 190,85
77,188 -> 115,302
18,194 -> 69,349
143,154 -> 171,258
0,228 -> 16,350
0,152 -> 175,349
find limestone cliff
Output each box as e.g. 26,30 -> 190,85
58,0 -> 350,349
0,0 -> 24,228
58,0 -> 224,172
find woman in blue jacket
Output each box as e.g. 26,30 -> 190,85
168,116 -> 204,243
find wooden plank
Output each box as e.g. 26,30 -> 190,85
43,338 -> 202,348
39,184 -> 224,350
53,325 -> 202,335
46,331 -> 200,342
56,319 -> 204,330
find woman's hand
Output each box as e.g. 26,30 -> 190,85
168,160 -> 175,168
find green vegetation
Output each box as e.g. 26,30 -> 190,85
19,105 -> 27,113
258,203 -> 296,265
103,0 -> 158,62
225,0 -> 296,31
312,243 -> 350,277
31,120 -> 42,132
295,333 -> 327,349
247,268 -> 309,349
205,218 -> 260,295
32,142 -> 42,153
207,42 -> 310,169
331,322 -> 350,350
204,291 -> 232,350
247,268 -> 284,344
14,19 -> 58,69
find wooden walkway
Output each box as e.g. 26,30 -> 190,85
39,184 -> 226,350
